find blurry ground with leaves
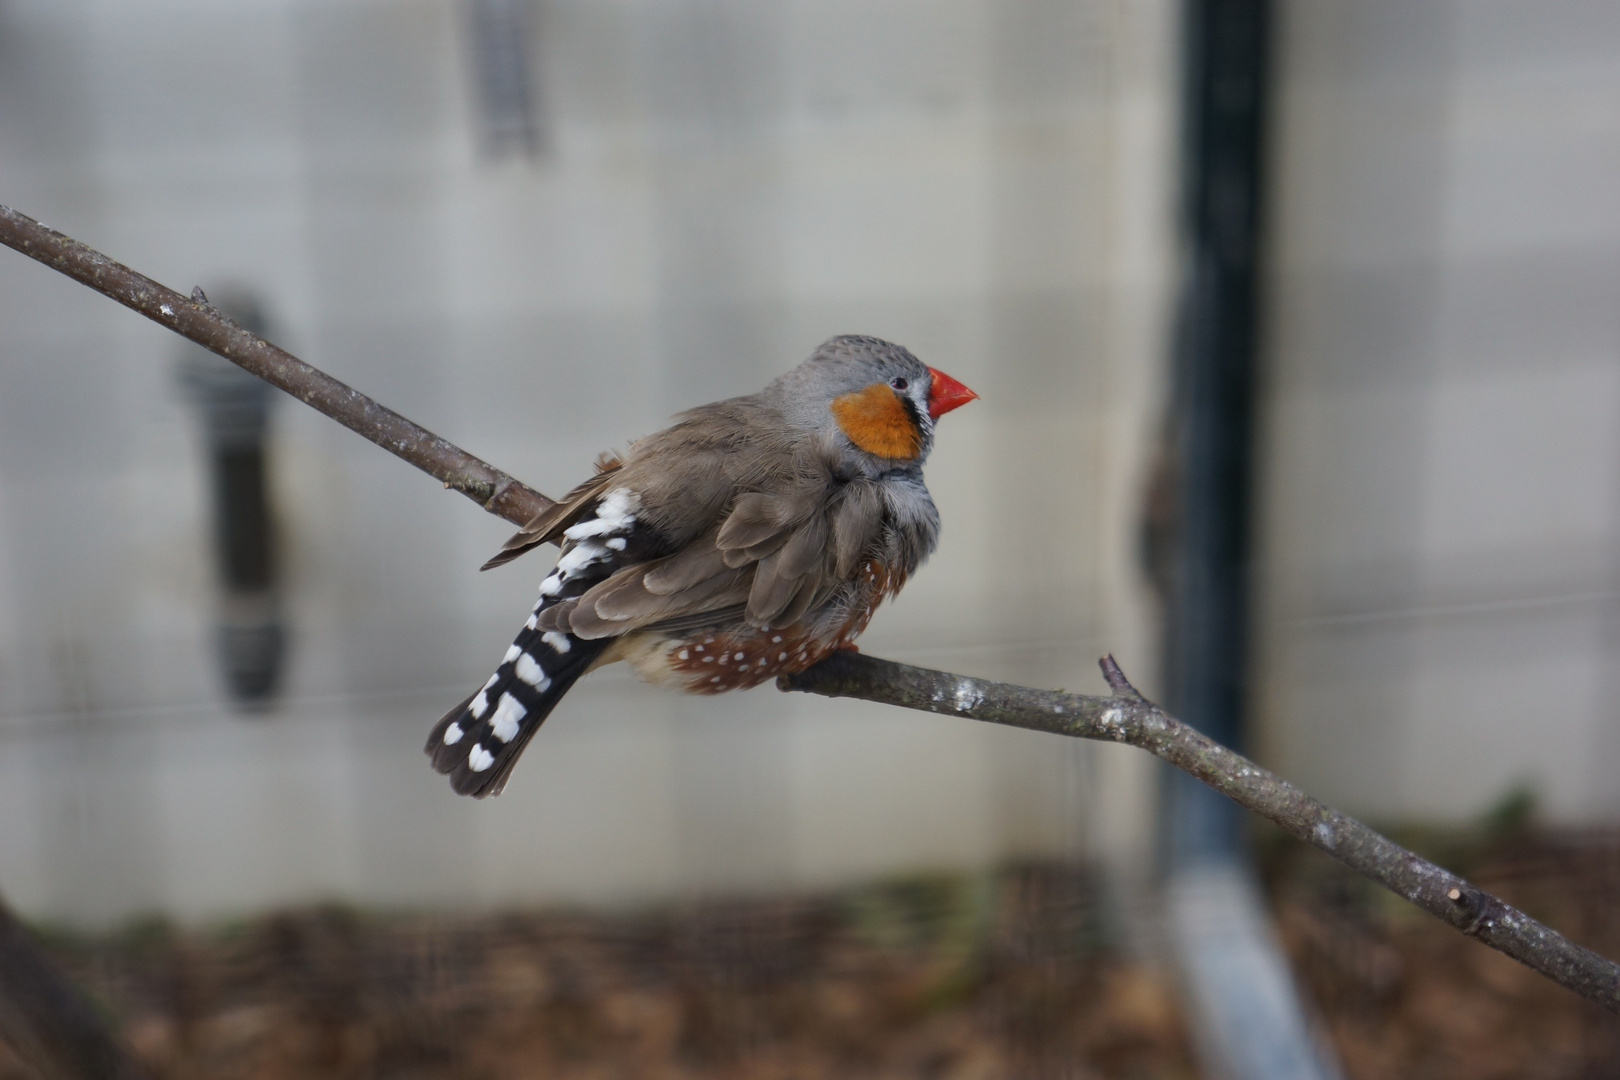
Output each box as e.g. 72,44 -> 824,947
0,862 -> 1194,1080
9,827 -> 1620,1080
1266,813 -> 1620,1079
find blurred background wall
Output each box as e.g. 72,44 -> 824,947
6,0 -> 1617,939
0,0 -> 1176,926
1256,0 -> 1620,827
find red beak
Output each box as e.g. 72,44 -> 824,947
926,367 -> 979,420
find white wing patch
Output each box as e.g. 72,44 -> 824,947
490,692 -> 527,743
562,519 -> 615,541
468,744 -> 495,772
514,652 -> 550,691
542,631 -> 572,653
556,541 -> 609,577
442,722 -> 464,745
545,488 -> 642,596
564,488 -> 640,540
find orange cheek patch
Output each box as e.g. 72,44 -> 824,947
830,384 -> 922,459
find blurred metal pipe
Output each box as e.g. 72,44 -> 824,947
179,294 -> 286,705
1156,1 -> 1340,1075
1167,866 -> 1339,1080
466,0 -> 544,157
1162,0 -> 1272,865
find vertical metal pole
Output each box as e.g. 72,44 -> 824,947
1159,5 -> 1341,1076
1163,0 -> 1271,865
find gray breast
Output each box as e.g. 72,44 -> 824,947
878,471 -> 941,575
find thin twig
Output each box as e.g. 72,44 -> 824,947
2,206 -> 1618,1013
1099,653 -> 1142,698
0,204 -> 555,530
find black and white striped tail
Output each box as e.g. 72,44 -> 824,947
426,617 -> 608,797
427,487 -> 642,797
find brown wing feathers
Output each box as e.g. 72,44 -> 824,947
476,397 -> 892,641
643,545 -> 731,594
831,480 -> 885,577
745,513 -> 827,626
714,492 -> 793,553
532,476 -> 880,641
479,457 -> 623,571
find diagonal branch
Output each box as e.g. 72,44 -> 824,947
778,652 -> 1620,1011
2,203 -> 1618,1014
0,204 -> 555,530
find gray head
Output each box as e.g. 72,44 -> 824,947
768,335 -> 977,464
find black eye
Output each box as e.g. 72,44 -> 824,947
890,377 -> 909,391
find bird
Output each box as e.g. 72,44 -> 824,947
425,335 -> 978,797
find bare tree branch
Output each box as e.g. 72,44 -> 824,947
0,896 -> 149,1080
0,204 -> 555,530
2,204 -> 1618,1013
780,652 -> 1620,1011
